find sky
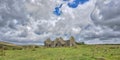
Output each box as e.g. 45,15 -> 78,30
0,0 -> 120,45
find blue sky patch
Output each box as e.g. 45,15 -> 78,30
53,4 -> 63,16
53,0 -> 89,16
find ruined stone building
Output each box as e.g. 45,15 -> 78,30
44,36 -> 76,47
44,38 -> 52,47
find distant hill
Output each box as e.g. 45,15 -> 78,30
0,41 -> 23,50
0,41 -> 16,46
0,41 -> 41,50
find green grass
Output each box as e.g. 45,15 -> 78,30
0,45 -> 120,60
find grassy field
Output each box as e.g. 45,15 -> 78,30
0,45 -> 120,60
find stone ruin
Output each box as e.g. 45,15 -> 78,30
44,36 -> 76,47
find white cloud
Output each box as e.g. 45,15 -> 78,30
81,0 -> 120,44
2,0 -> 120,45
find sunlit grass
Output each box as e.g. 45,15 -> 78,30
0,45 -> 120,60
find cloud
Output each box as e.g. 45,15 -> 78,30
0,0 -> 95,45
80,0 -> 120,44
3,0 -> 120,45
91,0 -> 120,28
